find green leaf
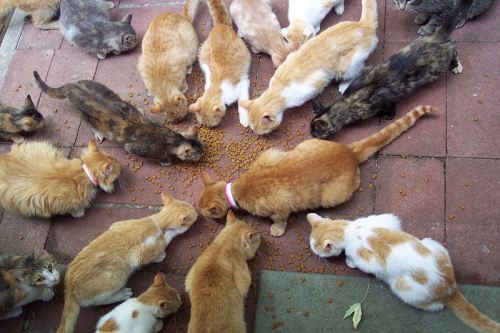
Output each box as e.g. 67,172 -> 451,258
353,303 -> 363,329
343,303 -> 361,320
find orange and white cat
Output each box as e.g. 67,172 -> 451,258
238,0 -> 378,135
230,0 -> 299,67
57,193 -> 198,333
199,105 -> 436,237
0,140 -> 121,218
186,211 -> 260,333
188,0 -> 251,127
0,0 -> 60,29
96,273 -> 182,333
308,213 -> 500,333
138,0 -> 201,122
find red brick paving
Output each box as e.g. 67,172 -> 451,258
0,0 -> 498,332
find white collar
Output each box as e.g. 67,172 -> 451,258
224,183 -> 238,209
82,164 -> 99,187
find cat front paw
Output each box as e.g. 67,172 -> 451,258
414,13 -> 429,25
335,4 -> 345,15
270,222 -> 287,237
152,252 -> 166,263
70,208 -> 85,218
346,257 -> 357,269
451,61 -> 464,75
42,288 -> 55,301
418,25 -> 435,36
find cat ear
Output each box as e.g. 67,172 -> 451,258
153,272 -> 166,286
161,192 -> 174,205
121,13 -> 133,25
280,28 -> 288,38
238,99 -> 251,110
172,95 -> 185,106
180,214 -> 191,227
88,140 -> 99,152
208,205 -> 221,216
262,114 -> 274,123
226,210 -> 237,225
23,95 -> 35,110
34,249 -> 49,258
188,102 -> 201,114
306,213 -> 324,228
249,232 -> 260,244
123,35 -> 136,44
201,171 -> 215,186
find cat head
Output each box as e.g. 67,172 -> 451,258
393,0 -> 411,11
188,95 -> 226,127
307,213 -> 348,257
281,20 -> 315,45
220,211 -> 261,259
138,273 -> 182,318
96,14 -> 137,60
198,171 -> 229,219
80,140 -> 122,193
238,99 -> 283,135
13,95 -> 44,133
151,93 -> 189,123
310,100 -> 340,138
156,192 -> 198,230
166,126 -> 203,163
14,250 -> 61,288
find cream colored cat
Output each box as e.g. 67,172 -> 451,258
57,193 -> 198,333
308,213 -> 500,333
0,0 -> 60,29
238,0 -> 378,135
188,0 -> 251,127
138,0 -> 201,122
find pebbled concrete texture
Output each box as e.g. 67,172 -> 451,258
0,0 -> 499,332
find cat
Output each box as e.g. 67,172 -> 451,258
0,250 -> 61,320
59,0 -> 137,59
138,0 -> 201,122
0,95 -> 44,142
230,0 -> 299,68
57,192 -> 198,333
199,105 -> 436,237
96,273 -> 182,333
0,0 -> 60,29
34,71 -> 204,166
310,21 -> 463,138
238,0 -> 379,135
393,0 -> 494,35
307,213 -> 500,333
281,0 -> 345,45
0,140 -> 121,218
188,0 -> 251,127
186,210 -> 260,333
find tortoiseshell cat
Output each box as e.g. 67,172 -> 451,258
311,22 -> 463,138
0,251 -> 62,320
34,71 -> 204,166
0,95 -> 44,142
59,0 -> 137,59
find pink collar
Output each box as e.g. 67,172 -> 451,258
82,164 -> 99,187
224,183 -> 238,209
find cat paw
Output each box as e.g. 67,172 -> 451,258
455,19 -> 467,29
70,208 -> 85,218
116,287 -> 133,301
335,4 -> 345,15
105,1 -> 115,9
186,65 -> 193,75
270,223 -> 286,237
414,13 -> 429,25
152,252 -> 166,263
42,288 -> 55,301
451,61 -> 464,75
160,160 -> 172,167
417,25 -> 434,36
250,45 -> 259,54
345,257 -> 356,269
338,81 -> 351,94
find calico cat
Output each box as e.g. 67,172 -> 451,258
310,22 -> 463,138
230,0 -> 299,67
308,213 -> 500,333
0,140 -> 121,218
0,0 -> 60,29
186,211 -> 260,333
0,95 -> 44,142
138,0 -> 201,122
238,0 -> 378,135
393,0 -> 494,35
59,0 -> 137,59
0,251 -> 61,320
96,273 -> 182,333
57,193 -> 198,333
34,71 -> 204,166
199,105 -> 435,237
282,0 -> 345,45
188,0 -> 251,127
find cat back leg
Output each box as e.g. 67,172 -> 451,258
31,9 -> 59,30
418,12 -> 448,36
465,0 -> 494,22
89,288 -> 133,306
270,213 -> 289,237
414,12 -> 430,25
154,320 -> 163,333
70,208 -> 85,218
0,306 -> 23,320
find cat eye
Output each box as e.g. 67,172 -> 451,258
105,163 -> 114,172
37,276 -> 44,282
47,264 -> 53,272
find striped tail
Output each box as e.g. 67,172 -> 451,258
33,71 -> 68,99
348,105 -> 437,163
207,0 -> 231,26
360,0 -> 378,27
182,0 -> 203,22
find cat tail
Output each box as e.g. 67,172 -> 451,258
183,0 -> 203,22
207,0 -> 231,26
360,0 -> 378,27
0,1 -> 14,21
56,282 -> 81,333
33,71 -> 68,99
348,105 -> 437,163
445,289 -> 500,333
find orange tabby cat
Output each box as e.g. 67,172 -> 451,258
0,140 -> 121,218
138,0 -> 201,122
238,0 -> 379,134
186,210 -> 261,333
0,0 -> 60,29
188,0 -> 251,127
199,105 -> 436,237
57,193 -> 198,333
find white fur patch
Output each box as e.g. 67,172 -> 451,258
339,37 -> 378,84
220,76 -> 250,106
287,0 -> 343,33
143,236 -> 156,247
281,70 -> 329,108
200,63 -> 211,90
239,106 -> 250,127
164,226 -> 189,244
96,298 -> 160,333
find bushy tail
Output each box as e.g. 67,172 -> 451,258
56,280 -> 81,333
33,71 -> 68,99
182,0 -> 203,22
445,289 -> 500,333
348,105 -> 437,163
207,0 -> 231,26
360,0 -> 378,27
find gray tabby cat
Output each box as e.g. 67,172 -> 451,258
393,0 -> 494,35
59,0 -> 138,59
0,251 -> 62,320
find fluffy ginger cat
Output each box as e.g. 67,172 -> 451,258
96,273 -> 182,333
238,0 -> 378,135
138,0 -> 201,122
199,105 -> 436,237
0,0 -> 60,29
0,140 -> 121,218
186,211 -> 261,333
188,0 -> 251,127
57,193 -> 198,333
230,0 -> 299,67
282,0 -> 345,44
308,213 -> 500,333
